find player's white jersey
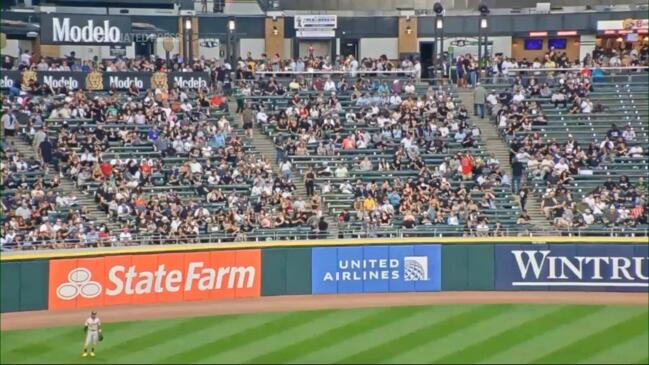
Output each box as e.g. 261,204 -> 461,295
85,317 -> 101,332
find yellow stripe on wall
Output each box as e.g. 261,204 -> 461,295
1,236 -> 646,261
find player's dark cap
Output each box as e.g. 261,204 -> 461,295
91,310 -> 97,315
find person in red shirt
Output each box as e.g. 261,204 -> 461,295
342,135 -> 356,150
460,153 -> 475,180
99,160 -> 113,178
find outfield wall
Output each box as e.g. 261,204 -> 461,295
1,237 -> 647,313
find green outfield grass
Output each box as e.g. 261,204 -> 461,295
2,303 -> 648,364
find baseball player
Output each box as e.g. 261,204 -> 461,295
82,310 -> 102,357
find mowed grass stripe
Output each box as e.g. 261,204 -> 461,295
246,306 -> 430,364
532,311 -> 649,364
2,320 -> 144,363
578,332 -> 649,364
104,314 -> 246,359
434,305 -> 604,364
157,310 -> 337,364
289,305 -> 472,364
385,304 -> 559,364
480,306 -> 647,364
337,304 -> 512,364
636,357 -> 649,364
203,308 -> 375,364
2,320 -> 169,365
115,312 -> 286,363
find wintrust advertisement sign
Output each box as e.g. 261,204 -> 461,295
41,14 -> 132,45
495,244 -> 649,292
48,249 -> 261,310
312,245 -> 441,294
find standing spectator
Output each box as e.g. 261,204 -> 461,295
241,105 -> 254,138
519,186 -> 528,212
511,157 -> 524,194
304,167 -> 316,197
473,82 -> 486,119
2,108 -> 16,137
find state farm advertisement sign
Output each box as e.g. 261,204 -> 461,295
48,249 -> 261,310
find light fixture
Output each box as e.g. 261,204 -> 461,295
406,26 -> 413,35
272,26 -> 279,36
228,18 -> 236,32
616,37 -> 624,43
644,36 -> 648,42
480,18 -> 488,29
185,19 -> 192,30
436,18 -> 443,29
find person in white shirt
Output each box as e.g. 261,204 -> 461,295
512,90 -> 526,104
323,78 -> 336,92
82,311 -> 102,357
334,164 -> 349,178
580,98 -> 592,114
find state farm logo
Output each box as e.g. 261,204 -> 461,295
57,268 -> 103,300
48,250 -> 262,310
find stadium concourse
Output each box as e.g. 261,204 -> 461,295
2,57 -> 648,250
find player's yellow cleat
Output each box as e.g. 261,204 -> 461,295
82,353 -> 88,357
90,352 -> 95,357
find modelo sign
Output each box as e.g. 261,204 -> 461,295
0,71 -> 21,89
168,72 -> 211,89
41,14 -> 131,45
495,244 -> 649,292
48,249 -> 261,310
106,72 -> 150,90
38,72 -> 85,90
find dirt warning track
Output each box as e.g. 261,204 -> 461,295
2,291 -> 647,331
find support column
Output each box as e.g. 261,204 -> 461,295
398,16 -> 418,57
265,17 -> 284,57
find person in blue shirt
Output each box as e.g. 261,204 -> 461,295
454,129 -> 466,143
209,132 -> 226,149
387,190 -> 401,208
147,127 -> 160,141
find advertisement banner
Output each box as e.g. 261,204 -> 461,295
48,249 -> 261,310
294,15 -> 337,29
312,244 -> 441,294
40,14 -> 132,45
0,70 -> 22,89
38,71 -> 86,90
103,72 -> 152,90
495,244 -> 649,292
11,71 -> 210,91
167,72 -> 211,90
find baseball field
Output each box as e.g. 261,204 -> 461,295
2,297 -> 648,364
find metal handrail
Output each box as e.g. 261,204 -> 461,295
2,226 -> 646,252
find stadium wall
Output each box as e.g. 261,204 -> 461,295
1,238 -> 647,313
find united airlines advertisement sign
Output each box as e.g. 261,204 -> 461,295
41,14 -> 132,45
312,245 -> 441,294
495,244 -> 649,292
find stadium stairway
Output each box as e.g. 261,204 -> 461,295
6,136 -> 122,234
456,90 -> 553,234
227,101 -> 338,238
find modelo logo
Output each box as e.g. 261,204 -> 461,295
42,75 -> 80,89
109,76 -> 144,89
511,250 -> 649,287
173,76 -> 207,89
322,256 -> 429,282
0,76 -> 14,88
52,18 -> 121,43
